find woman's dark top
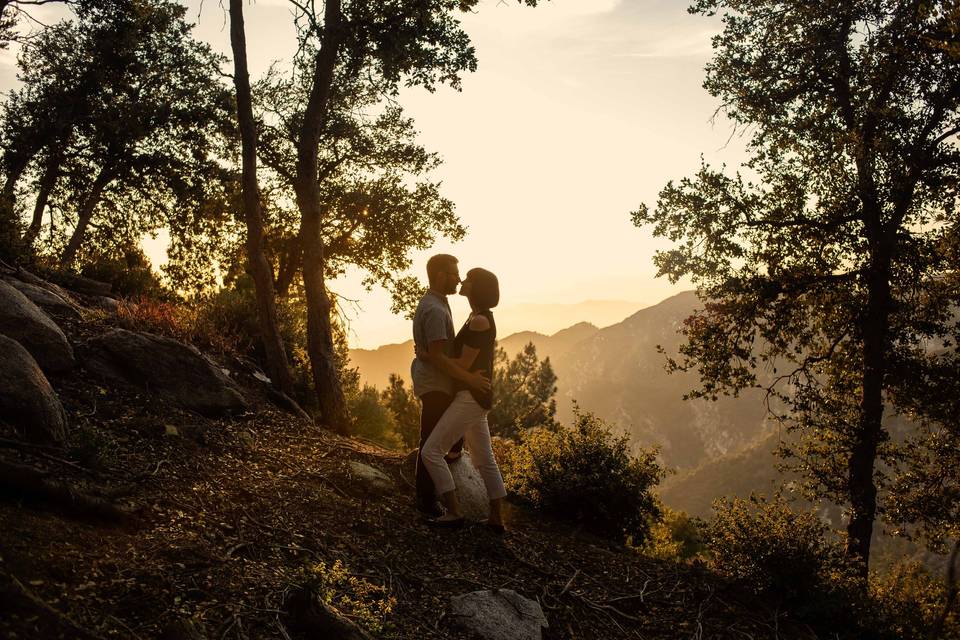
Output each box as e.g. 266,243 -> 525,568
453,309 -> 496,409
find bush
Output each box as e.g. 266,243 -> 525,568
706,494 -> 863,629
505,407 -> 664,542
871,562 -> 960,640
291,559 -> 395,635
79,245 -> 167,299
640,506 -> 705,562
348,385 -> 402,449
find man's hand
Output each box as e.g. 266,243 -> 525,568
466,370 -> 491,393
415,345 -> 431,361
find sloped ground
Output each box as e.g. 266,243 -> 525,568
0,339 -> 814,639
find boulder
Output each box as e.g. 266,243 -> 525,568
348,461 -> 394,494
4,277 -> 82,318
401,449 -> 492,519
449,589 -> 548,640
0,279 -> 75,373
0,334 -> 68,443
78,328 -> 248,417
449,451 -> 491,521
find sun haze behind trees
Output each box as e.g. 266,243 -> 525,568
634,0 -> 960,577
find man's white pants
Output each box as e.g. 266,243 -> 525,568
421,390 -> 507,500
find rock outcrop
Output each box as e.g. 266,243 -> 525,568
4,277 -> 82,318
348,461 -> 394,494
0,334 -> 68,443
78,328 -> 248,417
0,279 -> 76,373
449,589 -> 548,640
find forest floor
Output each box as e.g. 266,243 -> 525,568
0,327 -> 814,639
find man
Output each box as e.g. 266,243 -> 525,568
411,254 -> 488,516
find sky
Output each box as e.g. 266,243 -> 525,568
0,0 -> 749,348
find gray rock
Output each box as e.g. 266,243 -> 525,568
89,295 -> 119,313
0,279 -> 76,373
449,589 -> 548,640
348,461 -> 394,494
4,277 -> 82,318
78,328 -> 248,417
0,334 -> 68,443
449,451 -> 491,521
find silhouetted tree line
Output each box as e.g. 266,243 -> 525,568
0,0 -> 537,434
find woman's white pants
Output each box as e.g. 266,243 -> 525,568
421,390 -> 507,500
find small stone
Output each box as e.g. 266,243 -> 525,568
165,425 -> 180,437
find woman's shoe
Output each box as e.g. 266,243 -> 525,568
426,516 -> 465,529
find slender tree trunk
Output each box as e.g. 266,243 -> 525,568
0,153 -> 31,259
846,242 -> 892,577
23,147 -> 63,247
275,237 -> 302,298
228,0 -> 295,399
293,0 -> 349,433
60,168 -> 111,268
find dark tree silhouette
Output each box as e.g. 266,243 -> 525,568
634,0 -> 960,576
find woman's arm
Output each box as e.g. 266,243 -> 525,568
423,315 -> 491,391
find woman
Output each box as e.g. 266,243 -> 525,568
419,267 -> 507,531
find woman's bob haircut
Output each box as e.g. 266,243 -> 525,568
466,267 -> 499,310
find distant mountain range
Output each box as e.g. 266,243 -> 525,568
349,291 -> 774,473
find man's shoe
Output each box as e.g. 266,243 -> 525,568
416,500 -> 444,518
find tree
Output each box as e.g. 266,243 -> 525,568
228,0 -> 295,399
380,374 -> 420,449
633,0 -> 960,576
271,0 -> 511,433
488,343 -> 559,439
0,0 -> 230,268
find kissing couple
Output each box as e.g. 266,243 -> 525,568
410,254 -> 506,532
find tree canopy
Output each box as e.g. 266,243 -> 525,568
634,0 -> 960,574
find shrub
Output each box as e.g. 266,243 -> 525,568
79,245 -> 167,299
706,494 -> 863,628
348,385 -> 402,449
870,561 -> 960,640
505,407 -> 664,542
291,559 -> 395,635
641,506 -> 706,562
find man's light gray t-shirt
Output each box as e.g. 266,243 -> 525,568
411,291 -> 455,398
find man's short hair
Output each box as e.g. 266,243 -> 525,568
466,267 -> 499,309
426,254 -> 458,284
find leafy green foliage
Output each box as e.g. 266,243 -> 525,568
488,343 -> 559,439
706,495 -> 856,605
505,407 -> 664,542
348,385 -> 402,449
640,506 -> 705,562
78,244 -> 167,300
291,559 -> 395,635
1,0 -> 231,267
634,0 -> 960,569
870,561 -> 960,640
379,374 -> 420,449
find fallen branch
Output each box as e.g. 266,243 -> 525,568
0,460 -> 128,524
5,572 -> 110,640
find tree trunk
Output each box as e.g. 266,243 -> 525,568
60,168 -> 111,268
846,249 -> 892,577
229,0 -> 295,399
275,237 -> 302,298
23,146 -> 63,247
293,0 -> 350,433
0,152 -> 31,259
